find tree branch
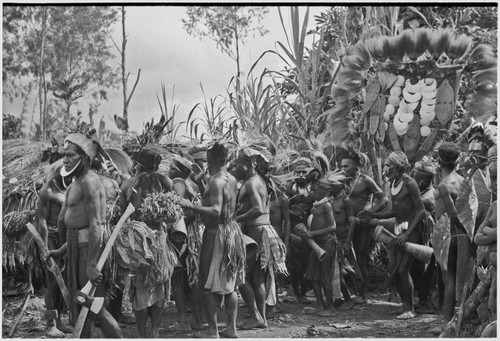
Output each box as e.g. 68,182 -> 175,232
125,69 -> 141,105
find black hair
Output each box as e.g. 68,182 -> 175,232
207,141 -> 228,165
438,142 -> 461,170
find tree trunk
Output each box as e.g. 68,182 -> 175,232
233,9 -> 241,95
38,8 -> 48,140
121,6 -> 128,131
119,6 -> 141,132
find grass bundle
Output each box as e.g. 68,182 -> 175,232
2,139 -> 53,213
138,191 -> 184,225
114,220 -> 176,290
2,210 -> 36,273
185,213 -> 204,286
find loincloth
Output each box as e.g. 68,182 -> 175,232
253,224 -> 288,276
388,217 -> 426,279
203,221 -> 245,295
304,234 -> 335,281
66,227 -> 93,324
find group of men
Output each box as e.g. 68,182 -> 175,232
34,131 -> 496,338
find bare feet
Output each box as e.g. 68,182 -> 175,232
238,318 -> 267,330
219,329 -> 238,338
396,311 -> 416,320
46,325 -> 65,338
338,300 -> 355,311
55,322 -> 72,333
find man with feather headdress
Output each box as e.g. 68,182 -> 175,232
232,146 -> 287,330
47,133 -> 122,338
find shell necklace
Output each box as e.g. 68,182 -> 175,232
391,178 -> 403,196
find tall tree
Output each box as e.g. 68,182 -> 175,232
3,6 -> 120,139
108,6 -> 141,132
182,6 -> 269,80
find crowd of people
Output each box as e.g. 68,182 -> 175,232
33,130 -> 496,338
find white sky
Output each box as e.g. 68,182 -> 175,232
2,5 -> 330,135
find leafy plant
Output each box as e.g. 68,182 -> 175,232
185,83 -> 230,142
155,83 -> 193,143
228,71 -> 289,146
2,114 -> 25,140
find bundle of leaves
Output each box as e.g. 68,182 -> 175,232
2,210 -> 36,273
2,139 -> 53,213
114,220 -> 176,290
138,191 -> 183,226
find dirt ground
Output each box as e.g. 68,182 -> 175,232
2,289 -> 448,339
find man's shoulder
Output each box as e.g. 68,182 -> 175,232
81,170 -> 104,188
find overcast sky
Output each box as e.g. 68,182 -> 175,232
3,5 -> 330,135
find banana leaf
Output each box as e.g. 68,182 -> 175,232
433,214 -> 451,271
455,177 -> 478,241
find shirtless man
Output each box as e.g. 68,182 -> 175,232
117,148 -> 171,338
433,142 -> 468,328
169,158 -> 204,332
180,141 -> 245,338
286,158 -> 314,303
267,187 -> 290,317
327,174 -> 362,311
367,152 -> 426,320
49,133 -> 121,338
270,189 -> 290,249
409,157 -> 437,313
37,168 -> 73,337
340,151 -> 387,301
234,148 -> 287,330
303,177 -> 337,316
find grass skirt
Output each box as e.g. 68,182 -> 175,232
185,215 -> 204,286
114,220 -> 176,310
204,221 -> 245,295
257,224 -> 288,275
